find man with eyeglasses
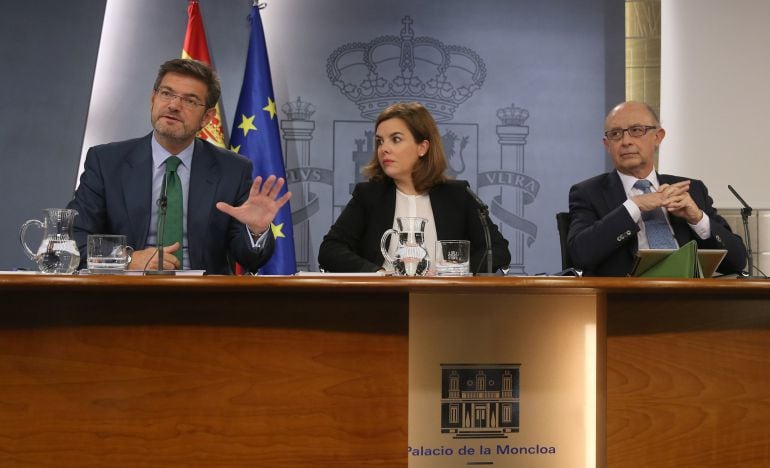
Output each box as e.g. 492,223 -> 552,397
67,58 -> 291,274
566,101 -> 746,276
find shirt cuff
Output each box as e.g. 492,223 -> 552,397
689,212 -> 711,240
623,199 -> 642,223
246,225 -> 270,249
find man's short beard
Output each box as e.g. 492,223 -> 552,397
153,121 -> 199,143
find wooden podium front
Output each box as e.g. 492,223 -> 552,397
1,275 -> 769,467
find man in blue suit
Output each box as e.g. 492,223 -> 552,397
68,59 -> 291,274
567,101 -> 746,277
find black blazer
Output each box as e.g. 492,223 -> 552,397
567,172 -> 746,277
318,179 -> 511,273
68,133 -> 274,274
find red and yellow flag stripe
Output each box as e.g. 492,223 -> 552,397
182,0 -> 226,148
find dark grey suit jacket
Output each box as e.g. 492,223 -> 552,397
567,172 -> 746,277
318,179 -> 511,273
67,133 -> 274,274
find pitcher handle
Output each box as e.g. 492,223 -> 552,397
380,228 -> 398,265
19,219 -> 43,260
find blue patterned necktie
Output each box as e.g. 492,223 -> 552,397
633,179 -> 678,249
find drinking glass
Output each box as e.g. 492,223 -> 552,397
435,240 -> 470,276
87,235 -> 133,273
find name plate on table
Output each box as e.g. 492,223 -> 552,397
78,269 -> 206,276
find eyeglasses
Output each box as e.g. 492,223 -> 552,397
604,125 -> 658,140
154,89 -> 207,110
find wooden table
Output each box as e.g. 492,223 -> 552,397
1,275 -> 769,467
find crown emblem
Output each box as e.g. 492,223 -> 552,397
282,96 -> 316,121
497,103 -> 529,126
327,16 -> 486,122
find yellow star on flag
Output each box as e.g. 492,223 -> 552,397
263,97 -> 277,120
229,144 -> 241,154
237,114 -> 257,137
270,222 -> 286,239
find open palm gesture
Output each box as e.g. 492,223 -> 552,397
216,175 -> 292,234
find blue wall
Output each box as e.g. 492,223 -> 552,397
0,0 -> 623,273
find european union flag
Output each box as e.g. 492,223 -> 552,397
230,4 -> 296,275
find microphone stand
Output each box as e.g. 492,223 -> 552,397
145,171 -> 174,275
727,184 -> 757,277
466,185 -> 495,276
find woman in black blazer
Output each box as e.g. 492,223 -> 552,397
318,102 -> 510,273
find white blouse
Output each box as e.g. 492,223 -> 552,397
382,189 -> 438,271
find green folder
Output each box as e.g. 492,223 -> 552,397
630,240 -> 704,278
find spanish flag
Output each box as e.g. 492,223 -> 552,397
182,0 -> 226,148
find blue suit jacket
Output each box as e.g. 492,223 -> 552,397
567,172 -> 746,277
318,179 -> 511,273
68,133 -> 274,274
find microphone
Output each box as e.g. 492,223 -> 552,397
727,184 -> 754,276
728,185 -> 752,215
465,184 -> 495,275
145,170 -> 174,275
